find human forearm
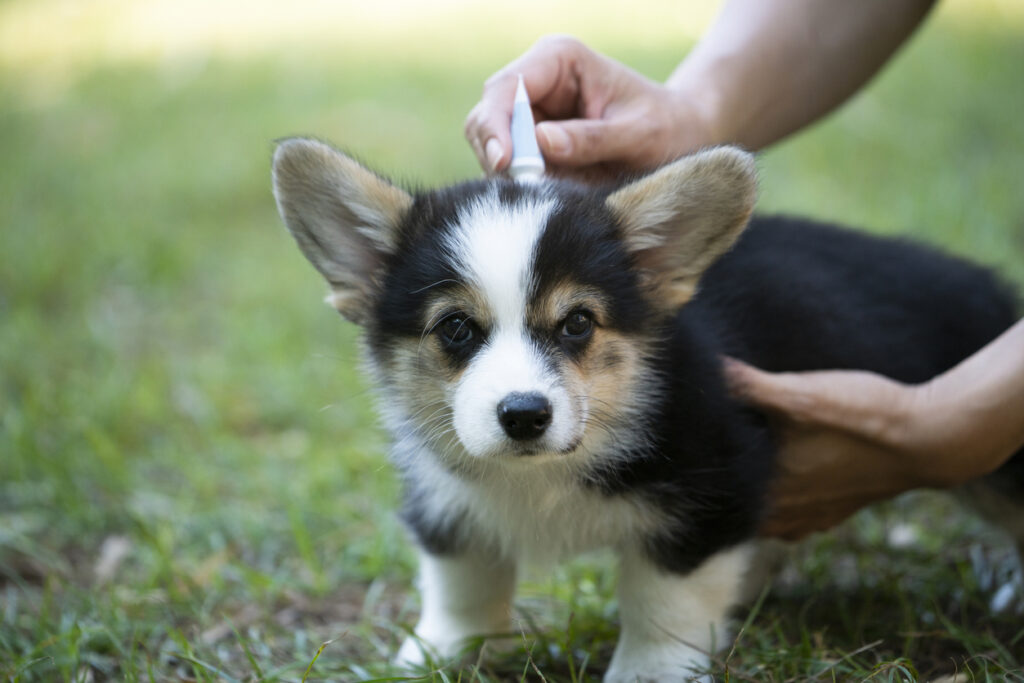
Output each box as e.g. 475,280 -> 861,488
667,0 -> 937,150
908,317 -> 1024,484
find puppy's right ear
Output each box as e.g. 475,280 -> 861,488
606,146 -> 756,311
272,138 -> 413,324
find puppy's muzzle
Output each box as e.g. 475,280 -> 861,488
497,392 -> 552,443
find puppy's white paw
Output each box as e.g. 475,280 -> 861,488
394,636 -> 429,669
393,627 -> 468,670
394,628 -> 520,671
603,646 -> 710,683
604,665 -> 711,683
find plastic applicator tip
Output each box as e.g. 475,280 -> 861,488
508,74 -> 545,182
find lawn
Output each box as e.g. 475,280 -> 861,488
1,0 -> 1023,680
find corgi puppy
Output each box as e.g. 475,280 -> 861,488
272,138 -> 1023,682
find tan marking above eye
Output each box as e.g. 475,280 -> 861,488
422,288 -> 494,336
530,282 -> 610,332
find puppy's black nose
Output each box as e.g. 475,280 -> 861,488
497,392 -> 552,441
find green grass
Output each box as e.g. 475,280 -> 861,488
2,0 -> 1023,680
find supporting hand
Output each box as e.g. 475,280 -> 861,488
726,318 -> 1024,540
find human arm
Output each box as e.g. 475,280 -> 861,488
465,0 -> 936,175
725,317 -> 1024,540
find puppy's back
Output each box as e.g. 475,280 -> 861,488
693,216 -> 1018,381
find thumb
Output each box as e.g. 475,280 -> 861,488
536,119 -> 633,167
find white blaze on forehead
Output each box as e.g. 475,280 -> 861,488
444,190 -> 554,327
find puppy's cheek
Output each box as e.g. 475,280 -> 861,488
588,336 -> 643,402
380,340 -> 461,441
575,333 -> 648,449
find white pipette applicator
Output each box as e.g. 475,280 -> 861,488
508,74 -> 546,182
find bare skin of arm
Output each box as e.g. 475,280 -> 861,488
465,0 -> 936,174
726,318 -> 1024,540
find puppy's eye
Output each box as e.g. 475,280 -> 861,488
560,310 -> 593,339
439,315 -> 474,346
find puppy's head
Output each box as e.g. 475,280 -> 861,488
273,139 -> 755,467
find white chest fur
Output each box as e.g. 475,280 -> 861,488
407,453 -> 666,564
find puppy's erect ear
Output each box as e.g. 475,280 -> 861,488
272,138 -> 413,324
606,146 -> 757,309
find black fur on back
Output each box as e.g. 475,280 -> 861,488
695,217 -> 1019,379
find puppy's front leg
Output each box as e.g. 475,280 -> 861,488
605,544 -> 753,683
396,551 -> 516,667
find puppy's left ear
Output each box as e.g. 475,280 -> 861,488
272,138 -> 413,324
606,146 -> 757,310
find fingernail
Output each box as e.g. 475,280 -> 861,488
484,138 -> 504,172
537,122 -> 570,157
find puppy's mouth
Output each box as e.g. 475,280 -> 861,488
498,435 -> 584,459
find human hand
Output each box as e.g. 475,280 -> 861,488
724,362 -> 926,540
464,36 -> 715,178
724,357 -> 1021,541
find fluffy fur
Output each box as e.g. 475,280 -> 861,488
272,138 -> 1023,681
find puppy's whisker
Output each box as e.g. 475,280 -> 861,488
407,401 -> 450,421
409,278 -> 460,295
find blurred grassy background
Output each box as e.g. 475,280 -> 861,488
1,0 -> 1022,680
